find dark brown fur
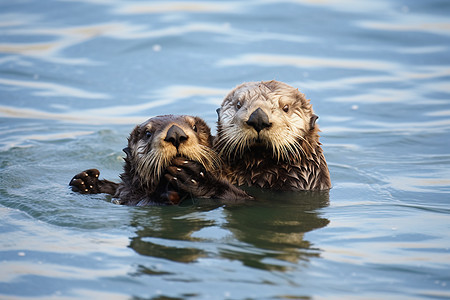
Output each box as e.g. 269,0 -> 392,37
70,115 -> 251,206
215,80 -> 331,191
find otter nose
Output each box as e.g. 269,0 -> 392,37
246,108 -> 272,133
164,125 -> 188,148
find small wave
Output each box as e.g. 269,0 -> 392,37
0,131 -> 94,151
0,105 -> 144,125
114,1 -> 241,14
359,17 -> 450,36
387,175 -> 450,194
216,53 -> 400,72
0,78 -> 109,99
0,84 -> 229,125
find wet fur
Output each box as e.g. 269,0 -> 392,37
215,80 -> 331,191
117,115 -> 219,205
70,115 -> 250,206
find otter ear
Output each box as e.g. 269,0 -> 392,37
216,107 -> 221,121
123,147 -> 131,158
310,114 -> 318,130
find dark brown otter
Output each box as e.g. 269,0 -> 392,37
70,115 -> 251,206
215,80 -> 331,191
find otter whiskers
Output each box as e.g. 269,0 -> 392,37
269,130 -> 304,164
216,124 -> 310,165
215,126 -> 252,161
135,143 -> 221,189
185,144 -> 222,173
136,148 -> 171,189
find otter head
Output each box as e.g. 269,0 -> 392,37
216,80 -> 320,162
126,115 -> 219,190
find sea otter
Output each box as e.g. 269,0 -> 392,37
70,115 -> 251,206
215,80 -> 331,191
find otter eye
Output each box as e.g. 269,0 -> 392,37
192,124 -> 197,132
282,104 -> 289,113
236,101 -> 242,110
145,131 -> 152,138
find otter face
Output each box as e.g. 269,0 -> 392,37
127,115 -> 219,188
216,80 -> 318,162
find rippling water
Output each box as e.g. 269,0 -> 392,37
1,0 -> 450,299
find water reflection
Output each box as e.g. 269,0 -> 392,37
1,0 -> 449,297
128,191 -> 329,272
129,205 -> 221,264
222,190 -> 329,271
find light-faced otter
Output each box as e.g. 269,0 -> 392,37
215,80 -> 331,191
70,115 -> 251,206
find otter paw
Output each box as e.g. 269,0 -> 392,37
69,169 -> 101,194
164,158 -> 213,198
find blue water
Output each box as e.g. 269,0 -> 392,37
1,0 -> 450,299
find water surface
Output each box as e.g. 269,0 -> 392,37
1,0 -> 450,299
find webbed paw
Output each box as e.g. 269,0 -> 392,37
164,157 -> 214,198
69,169 -> 101,194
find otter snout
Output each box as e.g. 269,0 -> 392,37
164,125 -> 188,148
246,108 -> 272,133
